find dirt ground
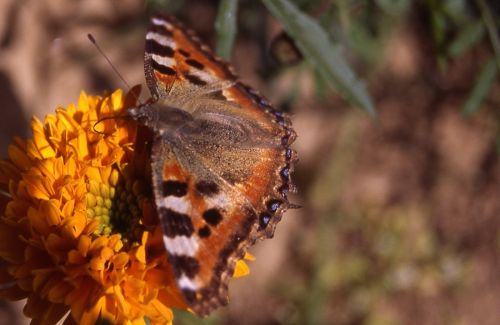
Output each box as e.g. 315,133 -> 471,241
0,1 -> 499,325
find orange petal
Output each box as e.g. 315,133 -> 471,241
55,110 -> 80,134
47,280 -> 73,303
61,200 -> 76,220
41,199 -> 62,227
111,89 -> 124,111
8,143 -> 31,171
244,252 -> 256,261
72,131 -> 89,158
28,206 -> 50,235
65,278 -> 93,319
135,245 -> 146,264
233,260 -> 250,278
100,246 -> 114,261
24,174 -> 51,200
77,235 -> 92,257
80,295 -> 104,325
77,91 -> 90,112
90,256 -> 105,271
107,234 -> 123,252
150,298 -> 174,323
111,252 -> 129,270
67,249 -> 86,264
61,211 -> 87,238
39,303 -> 69,325
31,117 -> 56,159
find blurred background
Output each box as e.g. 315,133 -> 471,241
1,0 -> 499,324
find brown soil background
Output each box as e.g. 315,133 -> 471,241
0,1 -> 499,324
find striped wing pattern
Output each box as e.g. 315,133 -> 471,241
134,13 -> 297,316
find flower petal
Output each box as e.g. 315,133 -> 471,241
8,143 -> 31,172
32,117 -> 56,159
233,260 -> 250,278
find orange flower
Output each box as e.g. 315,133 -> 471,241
0,89 -> 252,324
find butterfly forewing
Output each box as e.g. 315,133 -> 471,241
139,13 -> 297,316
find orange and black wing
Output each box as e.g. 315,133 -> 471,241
144,13 -> 297,317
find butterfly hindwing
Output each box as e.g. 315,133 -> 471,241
151,140 -> 259,314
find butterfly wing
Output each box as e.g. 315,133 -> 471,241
150,138 -> 267,316
144,14 -> 297,316
145,14 -> 235,99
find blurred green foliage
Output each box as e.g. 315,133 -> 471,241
428,0 -> 499,114
463,57 -> 498,115
262,0 -> 376,116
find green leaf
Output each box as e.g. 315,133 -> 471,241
448,21 -> 485,58
262,0 -> 376,116
476,0 -> 500,70
463,58 -> 497,116
215,0 -> 239,60
430,7 -> 447,46
348,20 -> 381,66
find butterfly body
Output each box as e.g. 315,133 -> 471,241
130,14 -> 297,316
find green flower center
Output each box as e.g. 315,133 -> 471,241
86,169 -> 148,241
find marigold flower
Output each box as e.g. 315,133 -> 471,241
0,89 -> 251,324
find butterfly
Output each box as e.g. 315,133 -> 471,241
128,14 -> 297,317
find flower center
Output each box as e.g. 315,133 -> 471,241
86,167 -> 148,241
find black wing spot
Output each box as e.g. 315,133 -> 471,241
185,74 -> 207,86
146,39 -> 174,57
152,61 -> 177,76
160,207 -> 194,237
149,24 -> 174,37
185,58 -> 204,70
171,255 -> 200,278
195,180 -> 219,196
202,208 -> 223,226
198,226 -> 211,238
181,288 -> 197,303
162,180 -> 188,197
178,49 -> 191,57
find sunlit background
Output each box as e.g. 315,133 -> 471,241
1,0 -> 499,324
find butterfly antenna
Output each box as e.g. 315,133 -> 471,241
87,33 -> 144,134
87,33 -> 133,91
92,115 -> 133,135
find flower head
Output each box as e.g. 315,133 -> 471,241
0,89 -> 251,324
